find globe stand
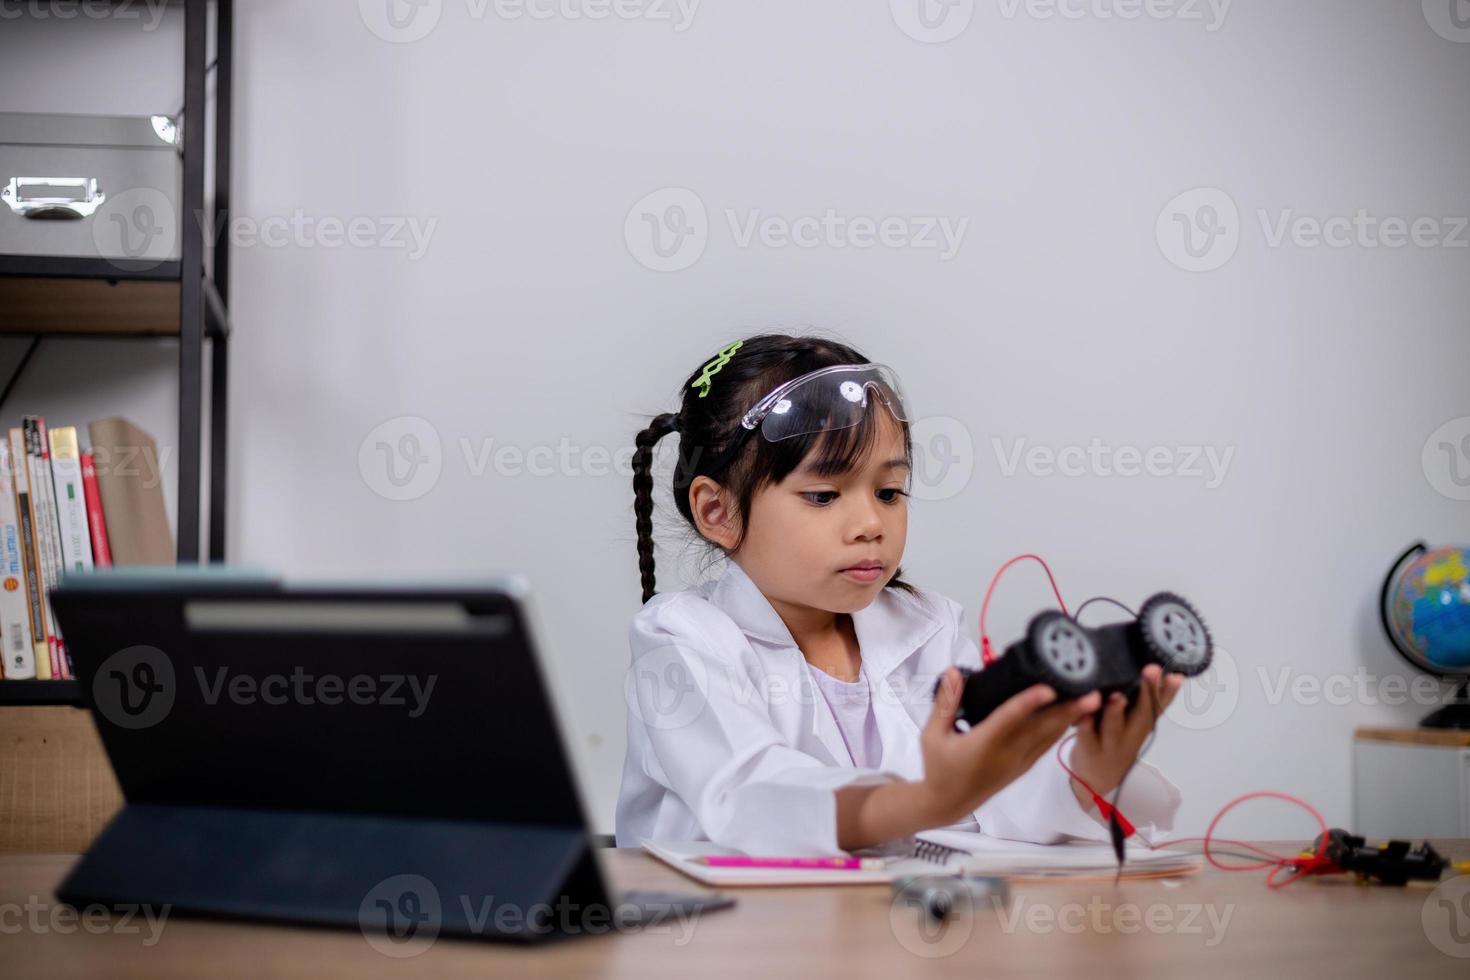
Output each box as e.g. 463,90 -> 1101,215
1420,679 -> 1470,730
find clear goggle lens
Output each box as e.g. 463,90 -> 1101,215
741,364 -> 910,442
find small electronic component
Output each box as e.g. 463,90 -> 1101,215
1314,829 -> 1449,886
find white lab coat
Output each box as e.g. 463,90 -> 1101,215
614,559 -> 1182,855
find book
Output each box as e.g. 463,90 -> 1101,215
9,427 -> 50,680
34,418 -> 74,678
25,418 -> 67,679
48,426 -> 96,580
642,833 -> 1201,888
0,439 -> 37,679
80,451 -> 112,568
87,417 -> 174,565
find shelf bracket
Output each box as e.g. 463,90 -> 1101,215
0,336 -> 43,414
204,278 -> 232,340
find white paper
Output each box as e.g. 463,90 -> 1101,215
916,830 -> 1200,875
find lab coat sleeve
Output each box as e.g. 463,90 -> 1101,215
940,596 -> 1183,845
626,596 -> 905,856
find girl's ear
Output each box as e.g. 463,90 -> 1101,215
689,475 -> 740,551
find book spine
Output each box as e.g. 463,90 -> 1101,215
0,440 -> 36,680
25,419 -> 62,680
10,428 -> 50,681
33,418 -> 70,679
80,451 -> 112,568
49,426 -> 96,579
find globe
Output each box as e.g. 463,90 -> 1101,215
1380,542 -> 1470,729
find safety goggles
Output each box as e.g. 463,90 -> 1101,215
740,363 -> 911,443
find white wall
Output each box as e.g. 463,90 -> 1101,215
5,1 -> 1468,839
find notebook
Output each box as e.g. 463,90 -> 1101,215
643,831 -> 1202,887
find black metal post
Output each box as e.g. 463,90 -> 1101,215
209,0 -> 232,562
177,0 -> 206,563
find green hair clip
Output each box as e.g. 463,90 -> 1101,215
690,340 -> 744,399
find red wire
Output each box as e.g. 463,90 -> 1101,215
979,554 -> 1069,666
1192,791 -> 1337,889
1054,730 -> 1338,888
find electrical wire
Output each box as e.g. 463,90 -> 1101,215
1107,722 -> 1154,883
1053,686 -> 1161,883
1061,730 -> 1341,888
1074,595 -> 1137,622
979,554 -> 1068,666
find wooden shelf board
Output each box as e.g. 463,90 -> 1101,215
1354,725 -> 1470,747
0,276 -> 182,337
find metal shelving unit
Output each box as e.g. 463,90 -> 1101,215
0,0 -> 232,706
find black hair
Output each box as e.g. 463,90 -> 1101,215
632,333 -> 920,605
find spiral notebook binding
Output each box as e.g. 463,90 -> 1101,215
914,838 -> 966,865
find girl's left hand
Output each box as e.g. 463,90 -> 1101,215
1066,665 -> 1183,801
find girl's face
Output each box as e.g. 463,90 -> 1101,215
731,407 -> 911,619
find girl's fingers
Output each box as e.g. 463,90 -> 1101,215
1100,691 -> 1128,739
1060,690 -> 1102,725
1133,668 -> 1177,738
1025,691 -> 1100,751
1134,665 -> 1166,715
1156,673 -> 1183,712
1129,693 -> 1158,741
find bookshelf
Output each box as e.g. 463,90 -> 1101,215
0,0 -> 233,706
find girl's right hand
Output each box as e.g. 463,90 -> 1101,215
916,667 -> 1103,826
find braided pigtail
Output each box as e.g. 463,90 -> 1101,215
633,412 -> 680,604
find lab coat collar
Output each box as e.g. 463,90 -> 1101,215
706,559 -> 943,680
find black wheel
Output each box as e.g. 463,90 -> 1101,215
1025,612 -> 1100,695
1137,592 -> 1212,676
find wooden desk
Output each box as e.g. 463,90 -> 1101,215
2,842 -> 1468,978
0,707 -> 122,853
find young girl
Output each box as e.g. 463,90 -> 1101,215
616,334 -> 1185,856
